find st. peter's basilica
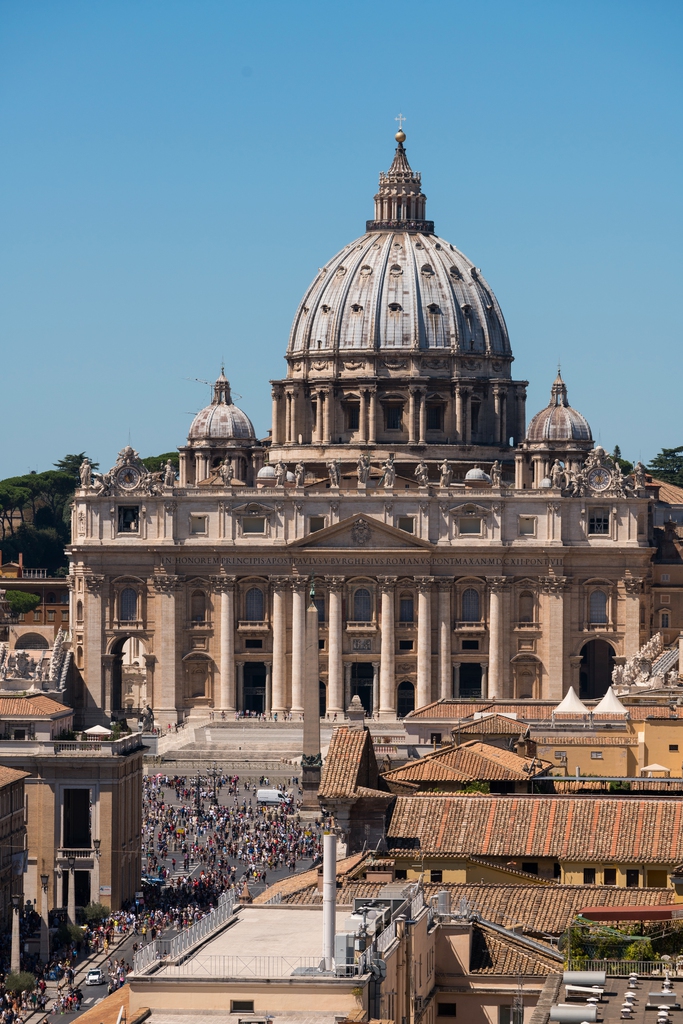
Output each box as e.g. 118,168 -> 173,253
68,129 -> 653,725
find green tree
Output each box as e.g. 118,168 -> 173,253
83,901 -> 110,923
649,445 -> 683,487
4,972 -> 36,994
612,445 -> 633,475
53,453 -> 99,481
4,591 -> 41,615
141,452 -> 179,473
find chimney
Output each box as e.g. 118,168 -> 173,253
18,552 -> 23,577
322,832 -> 336,971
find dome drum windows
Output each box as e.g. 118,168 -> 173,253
388,302 -> 403,313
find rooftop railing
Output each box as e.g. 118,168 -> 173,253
568,959 -> 682,977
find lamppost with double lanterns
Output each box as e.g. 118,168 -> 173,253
40,873 -> 49,964
93,838 -> 101,903
207,763 -> 221,806
194,773 -> 202,814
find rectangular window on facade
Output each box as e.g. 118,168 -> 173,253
583,867 -> 596,885
669,745 -> 679,752
346,404 -> 360,431
395,868 -> 407,880
604,868 -> 617,885
430,869 -> 443,883
554,751 -> 567,760
426,405 -> 443,430
662,574 -> 670,582
61,610 -> 69,620
189,515 -> 207,535
385,405 -> 402,430
242,517 -> 265,534
230,1001 -> 254,1014
522,862 -> 538,875
554,863 -> 561,879
309,516 -> 326,533
590,751 -> 603,759
438,1003 -> 457,1017
459,517 -> 482,535
626,869 -> 640,887
499,1008 -> 523,1024
244,639 -> 263,649
398,516 -> 414,533
63,788 -> 91,848
661,594 -> 670,603
118,506 -> 139,533
661,612 -> 670,628
588,507 -> 610,534
430,733 -> 442,745
47,610 -> 55,621
60,592 -> 69,604
518,516 -> 536,536
399,639 -> 414,651
314,597 -> 325,622
33,612 -> 42,622
462,639 -> 479,650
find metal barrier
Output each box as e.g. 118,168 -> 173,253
169,954 -> 323,977
133,892 -> 235,974
568,959 -> 681,977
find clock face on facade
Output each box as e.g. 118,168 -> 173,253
116,466 -> 141,490
587,467 -> 611,492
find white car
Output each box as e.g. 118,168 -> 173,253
86,968 -> 105,986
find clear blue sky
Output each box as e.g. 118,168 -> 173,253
1,0 -> 681,476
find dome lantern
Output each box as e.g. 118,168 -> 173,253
366,129 -> 434,234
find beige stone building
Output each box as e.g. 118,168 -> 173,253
68,130 -> 654,727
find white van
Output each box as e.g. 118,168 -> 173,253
256,788 -> 287,806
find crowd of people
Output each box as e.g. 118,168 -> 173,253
0,770 -> 323,1023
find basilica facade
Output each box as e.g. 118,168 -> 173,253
68,131 -> 653,725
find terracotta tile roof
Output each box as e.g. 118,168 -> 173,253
319,726 -> 391,802
0,765 -> 29,787
253,853 -> 367,905
386,794 -> 683,863
63,985 -> 149,1024
650,478 -> 683,505
553,779 -> 683,794
533,734 -> 636,746
408,699 -> 683,723
0,695 -> 72,718
382,741 -> 551,786
469,923 -> 559,975
453,715 -> 528,737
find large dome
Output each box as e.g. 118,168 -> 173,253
188,371 -> 256,442
287,230 -> 511,357
526,373 -> 592,443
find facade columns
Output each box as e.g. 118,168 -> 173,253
101,655 -> 114,716
437,581 -> 452,700
415,577 -> 434,710
212,575 -> 237,711
322,388 -> 332,443
622,576 -> 643,661
408,390 -> 417,444
265,662 -> 272,714
487,577 -> 508,699
499,389 -> 508,444
540,575 -> 569,700
462,388 -> 472,444
271,386 -> 282,446
455,386 -> 463,443
372,662 -> 380,718
344,662 -> 352,713
378,577 -> 398,717
325,577 -> 344,714
291,577 -> 309,714
359,390 -> 367,443
515,386 -> 526,445
418,389 -> 427,446
481,663 -> 489,699
153,574 -> 182,720
236,662 -> 244,712
270,577 -> 289,713
368,388 -> 377,444
83,574 -> 105,718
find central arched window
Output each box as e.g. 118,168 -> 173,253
589,589 -> 608,624
353,588 -> 372,622
519,591 -> 534,623
120,588 -> 138,622
191,590 -> 206,623
245,587 -> 264,621
462,588 -> 480,622
399,594 -> 414,622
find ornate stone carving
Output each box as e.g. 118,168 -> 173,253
351,518 -> 372,545
152,573 -> 183,594
79,458 -> 93,490
164,501 -> 178,514
379,454 -> 395,489
290,576 -> 310,593
84,573 -> 105,593
94,445 -> 161,497
329,502 -> 339,514
622,576 -> 643,595
539,575 -> 570,594
414,461 -> 429,487
547,502 -> 561,514
327,461 -> 341,487
294,462 -> 306,488
210,574 -> 237,593
490,461 -> 502,487
77,511 -> 86,536
269,575 -> 291,591
357,454 -> 371,485
439,460 -> 453,488
487,576 -> 510,592
437,579 -> 453,592
324,576 -> 345,592
311,360 -> 329,371
377,576 -> 398,593
301,752 -> 323,768
414,576 -> 435,593
381,357 -> 408,370
343,359 -> 365,371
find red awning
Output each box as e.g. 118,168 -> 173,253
580,905 -> 683,922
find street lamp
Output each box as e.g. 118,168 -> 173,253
207,763 -> 220,806
93,839 -> 101,906
40,874 -> 49,964
67,855 -> 76,926
195,773 -> 202,814
11,894 -> 20,973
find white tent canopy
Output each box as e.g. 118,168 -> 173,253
554,686 -> 589,716
593,687 -> 628,716
84,724 -> 112,736
641,763 -> 670,776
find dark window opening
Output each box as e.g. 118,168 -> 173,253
461,639 -> 479,650
395,868 -> 407,880
118,506 -> 139,533
353,588 -> 372,622
310,516 -> 326,533
399,596 -> 414,622
426,405 -> 443,430
191,590 -> 206,623
245,639 -> 263,649
604,868 -> 617,885
583,867 -> 596,885
399,639 -> 414,651
397,680 -> 415,718
462,588 -> 480,622
385,405 -> 403,431
398,516 -> 414,533
314,597 -> 326,622
669,744 -> 679,752
626,869 -> 639,888
430,869 -> 443,883
438,1005 -> 457,1018
346,404 -> 360,431
231,1002 -> 254,1014
470,402 -> 480,434
589,508 -> 610,534
522,862 -> 538,875
63,789 -> 91,848
554,863 -> 561,879
120,588 -> 137,622
245,588 -> 264,621
589,590 -> 608,624
430,733 -> 442,745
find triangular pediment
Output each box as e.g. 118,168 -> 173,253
290,513 -> 433,550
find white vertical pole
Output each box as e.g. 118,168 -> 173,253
322,833 -> 336,971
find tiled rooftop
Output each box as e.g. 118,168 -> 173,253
0,695 -> 71,718
0,765 -> 30,787
319,726 -> 391,802
387,794 -> 683,862
382,740 -> 551,785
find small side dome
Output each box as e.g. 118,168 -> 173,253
526,373 -> 592,444
540,477 -> 552,488
257,465 -> 276,480
188,370 -> 256,443
465,466 -> 492,484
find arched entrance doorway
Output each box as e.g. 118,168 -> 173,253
397,681 -> 415,718
243,662 -> 266,713
459,663 -> 482,699
351,663 -> 374,715
579,639 -> 615,700
111,636 -> 147,712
